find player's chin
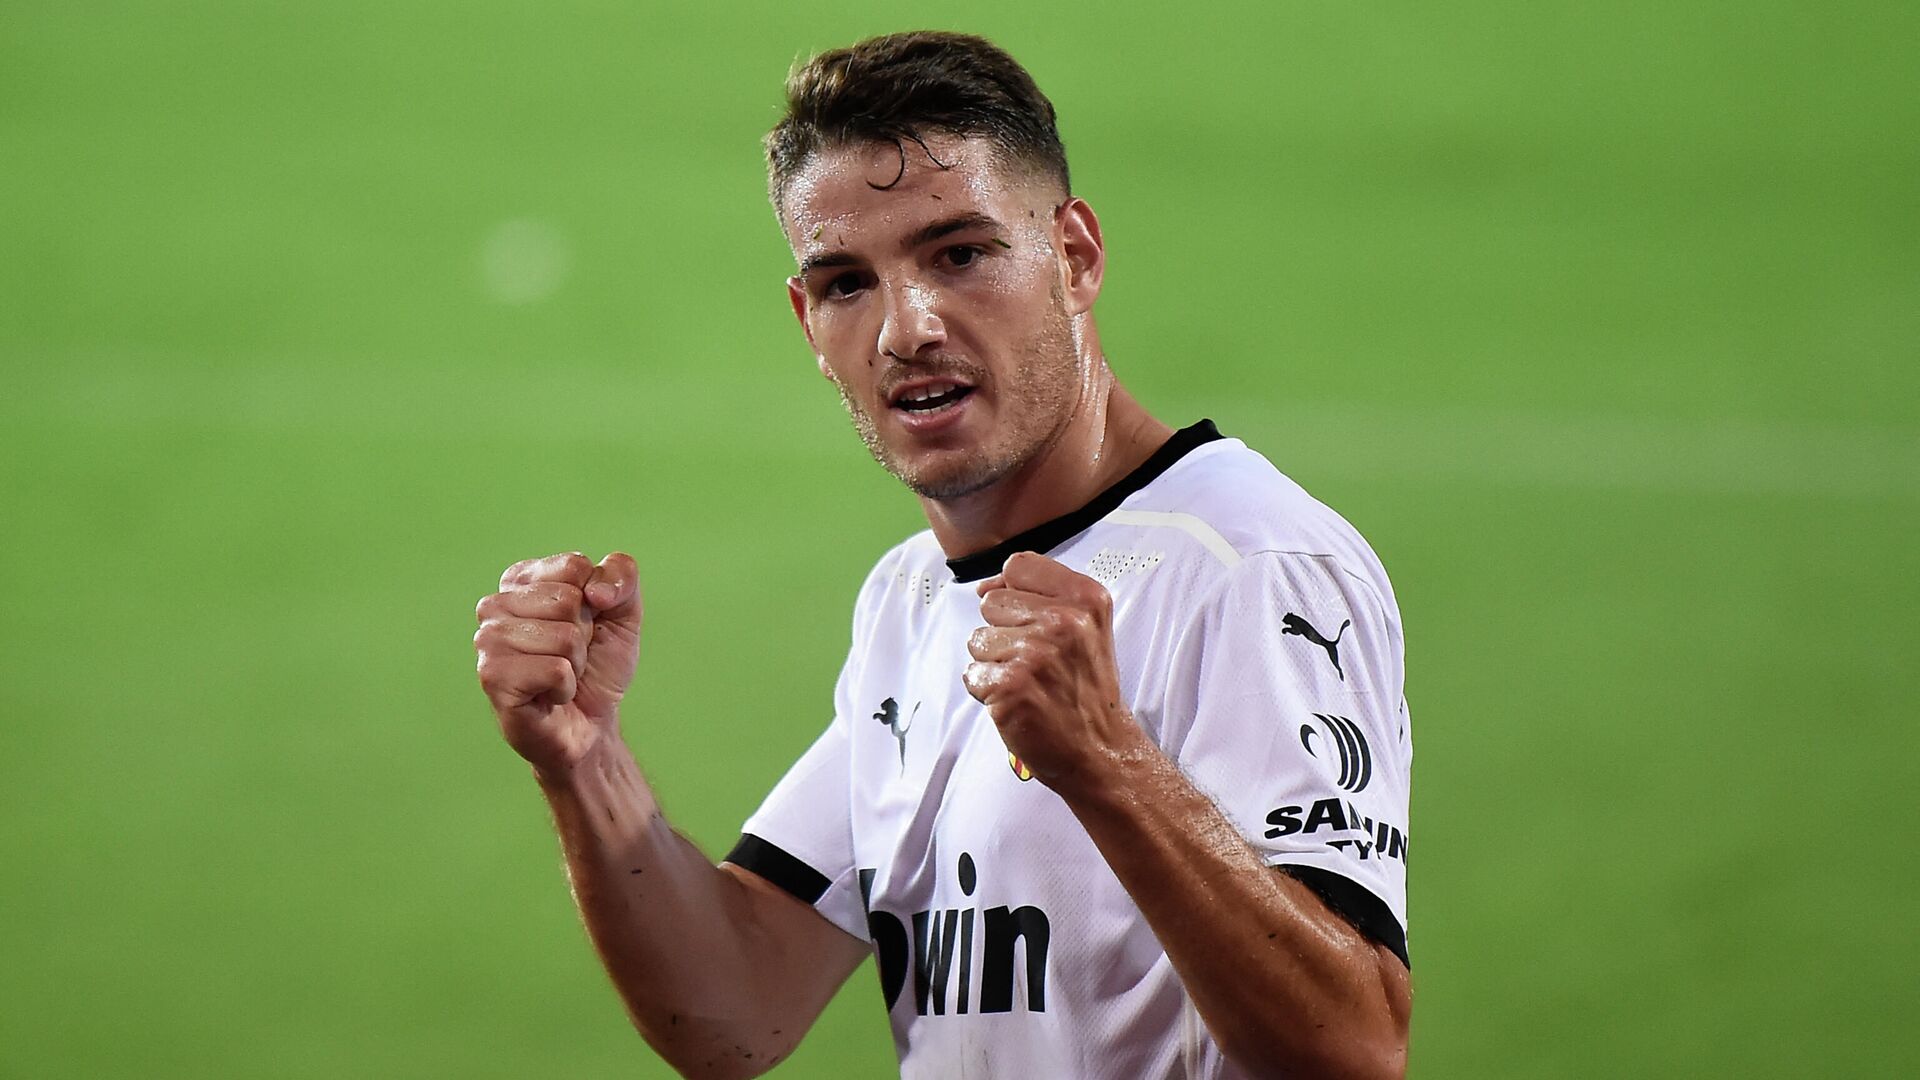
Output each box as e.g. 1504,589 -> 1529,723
893,442 -> 1006,501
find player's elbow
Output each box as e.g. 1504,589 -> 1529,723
634,1007 -> 802,1080
1218,1015 -> 1407,1080
1324,1036 -> 1408,1080
1225,1044 -> 1406,1080
649,1038 -> 788,1080
669,1060 -> 772,1080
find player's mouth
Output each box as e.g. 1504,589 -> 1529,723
886,377 -> 978,433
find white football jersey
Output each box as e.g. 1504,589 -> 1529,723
727,421 -> 1411,1079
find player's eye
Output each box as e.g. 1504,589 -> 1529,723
943,244 -> 984,269
823,271 -> 870,299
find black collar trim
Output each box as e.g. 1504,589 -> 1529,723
945,420 -> 1225,583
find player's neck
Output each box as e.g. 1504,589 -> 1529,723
920,379 -> 1172,562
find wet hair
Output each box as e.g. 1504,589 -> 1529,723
765,31 -> 1070,213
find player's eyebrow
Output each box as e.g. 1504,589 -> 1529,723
798,211 -> 1005,276
901,211 -> 1001,252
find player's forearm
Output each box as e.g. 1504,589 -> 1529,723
536,737 -> 801,1079
1054,735 -> 1409,1080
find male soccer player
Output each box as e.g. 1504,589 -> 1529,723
474,31 -> 1412,1080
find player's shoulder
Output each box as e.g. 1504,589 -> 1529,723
1117,432 -> 1395,602
865,528 -> 944,579
846,529 -> 946,620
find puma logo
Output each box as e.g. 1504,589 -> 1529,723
1281,613 -> 1351,681
874,697 -> 920,767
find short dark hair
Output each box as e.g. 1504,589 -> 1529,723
765,31 -> 1070,213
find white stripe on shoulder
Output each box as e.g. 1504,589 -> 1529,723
1104,509 -> 1243,567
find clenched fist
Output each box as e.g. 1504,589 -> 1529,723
963,551 -> 1143,791
475,551 -> 641,774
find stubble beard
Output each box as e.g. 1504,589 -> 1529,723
836,301 -> 1081,502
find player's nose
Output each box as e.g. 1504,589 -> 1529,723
876,280 -> 946,362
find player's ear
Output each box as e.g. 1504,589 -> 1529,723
1053,197 -> 1105,316
787,277 -> 831,378
787,277 -> 813,341
788,279 -> 836,380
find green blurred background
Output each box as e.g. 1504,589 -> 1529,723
3,2 -> 1915,1076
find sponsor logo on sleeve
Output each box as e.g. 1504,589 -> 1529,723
1264,798 -> 1408,864
1299,713 -> 1372,793
1281,612 -> 1350,680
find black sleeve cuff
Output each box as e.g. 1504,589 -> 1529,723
723,833 -> 832,905
1277,864 -> 1410,969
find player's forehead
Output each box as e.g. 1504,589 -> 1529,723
780,133 -> 1038,254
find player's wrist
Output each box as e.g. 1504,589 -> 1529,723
530,724 -> 632,793
1046,715 -> 1162,808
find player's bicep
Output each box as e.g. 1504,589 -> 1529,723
713,705 -> 866,1047
719,861 -> 869,1012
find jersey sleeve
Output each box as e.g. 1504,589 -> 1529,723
1157,550 -> 1413,966
724,659 -> 868,942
